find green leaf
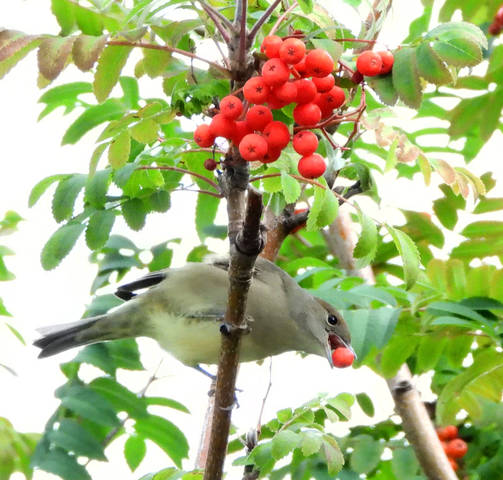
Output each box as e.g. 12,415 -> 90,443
392,47 -> 422,108
57,385 -> 120,426
356,393 -> 374,417
149,190 -> 171,213
392,447 -> 420,478
385,225 -> 421,289
281,172 -> 301,204
122,198 -> 147,231
52,174 -> 87,222
73,34 -> 108,71
301,431 -> 322,457
51,0 -> 76,35
48,419 -> 106,460
37,36 -> 75,81
90,376 -> 147,418
353,211 -> 378,268
380,334 -> 419,377
62,99 -> 126,145
416,336 -> 447,372
318,186 -> 338,227
350,435 -> 384,474
366,73 -> 398,106
85,169 -> 111,207
108,130 -> 131,169
437,350 -> 503,424
134,415 -> 189,467
124,435 -> 146,471
384,137 -> 398,172
461,221 -> 503,239
0,31 -> 41,79
451,237 -> 503,260
425,21 -> 487,50
271,430 -> 301,460
306,183 -> 326,231
143,48 -> 171,78
195,194 -> 219,242
416,42 -> 452,85
130,119 -> 159,144
41,222 -> 85,270
94,44 -> 132,102
86,210 -> 115,250
297,0 -> 314,14
34,448 -> 91,480
29,174 -> 68,207
321,435 -> 344,475
145,397 -> 190,414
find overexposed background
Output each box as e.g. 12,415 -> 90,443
1,1 -> 502,479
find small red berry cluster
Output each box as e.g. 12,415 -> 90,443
354,49 -> 394,79
489,5 -> 503,35
436,425 -> 468,472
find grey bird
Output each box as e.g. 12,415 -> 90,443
34,257 -> 352,367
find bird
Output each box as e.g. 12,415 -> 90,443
34,257 -> 352,368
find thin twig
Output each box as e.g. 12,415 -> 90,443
137,165 -> 220,191
199,0 -> 233,44
238,0 -> 248,66
106,40 -> 231,76
257,358 -> 273,432
269,1 -> 298,37
248,0 -> 285,41
175,188 -> 223,198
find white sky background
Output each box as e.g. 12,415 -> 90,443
1,1 -> 502,479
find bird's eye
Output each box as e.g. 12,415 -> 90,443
327,314 -> 338,326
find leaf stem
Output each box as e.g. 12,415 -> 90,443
137,165 -> 220,191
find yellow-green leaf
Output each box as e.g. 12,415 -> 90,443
94,44 -> 132,102
108,131 -> 131,169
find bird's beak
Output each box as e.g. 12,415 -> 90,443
325,332 -> 357,368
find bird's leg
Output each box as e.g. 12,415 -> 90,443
194,364 -> 217,381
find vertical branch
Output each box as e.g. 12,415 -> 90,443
238,0 -> 248,67
248,0 -> 283,42
199,0 -> 233,44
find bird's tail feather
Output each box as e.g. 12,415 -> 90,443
34,316 -> 107,358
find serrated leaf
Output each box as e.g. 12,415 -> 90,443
122,198 -> 146,231
33,448 -> 91,480
297,0 -> 314,14
461,221 -> 503,239
384,137 -> 398,172
356,393 -> 374,417
130,119 -> 159,144
306,183 -> 326,232
85,168 -> 111,207
0,31 -> 40,79
51,0 -> 76,35
353,211 -> 378,268
52,174 -> 87,222
322,435 -> 344,475
319,186 -> 338,227
281,172 -> 301,204
48,419 -> 106,460
417,336 -> 447,372
37,36 -> 75,81
85,210 -> 115,250
62,99 -> 126,145
350,435 -> 384,474
41,222 -> 85,270
417,154 -> 431,185
425,21 -> 487,50
271,430 -> 300,460
386,225 -> 421,289
73,34 -> 108,71
366,74 -> 398,106
474,197 -> 503,214
416,42 -> 452,85
108,130 -> 131,169
134,415 -> 188,467
392,47 -> 422,109
29,174 -> 69,207
149,190 -> 171,213
94,44 -> 132,102
124,435 -> 146,471
143,47 -> 171,78
301,432 -> 323,457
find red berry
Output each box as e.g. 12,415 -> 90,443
279,38 -> 306,65
204,158 -> 217,170
489,21 -> 502,35
231,120 -> 252,145
298,153 -> 326,179
448,458 -> 459,472
261,58 -> 290,86
351,71 -> 364,84
331,347 -> 355,368
261,146 -> 282,164
219,95 -> 243,120
293,103 -> 321,126
263,121 -> 290,149
436,425 -> 459,441
305,49 -> 334,77
496,6 -> 503,25
209,113 -> 235,139
294,79 -> 317,104
293,131 -> 318,156
261,35 -> 283,58
193,124 -> 215,147
356,50 -> 383,77
318,85 -> 345,111
312,74 -> 335,92
243,76 -> 269,104
445,439 -> 468,459
377,50 -> 394,74
293,57 -> 308,76
239,133 -> 268,161
246,105 -> 273,131
267,93 -> 288,110
272,81 -> 298,104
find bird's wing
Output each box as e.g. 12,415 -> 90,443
115,271 -> 167,300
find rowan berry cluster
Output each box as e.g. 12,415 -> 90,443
193,35 -> 394,180
489,5 -> 503,35
436,425 -> 468,472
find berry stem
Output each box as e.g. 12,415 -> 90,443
106,41 -> 231,77
137,165 -> 220,191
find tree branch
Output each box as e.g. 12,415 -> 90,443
199,0 -> 233,44
106,40 -> 231,76
137,165 -> 220,192
248,0 -> 284,42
